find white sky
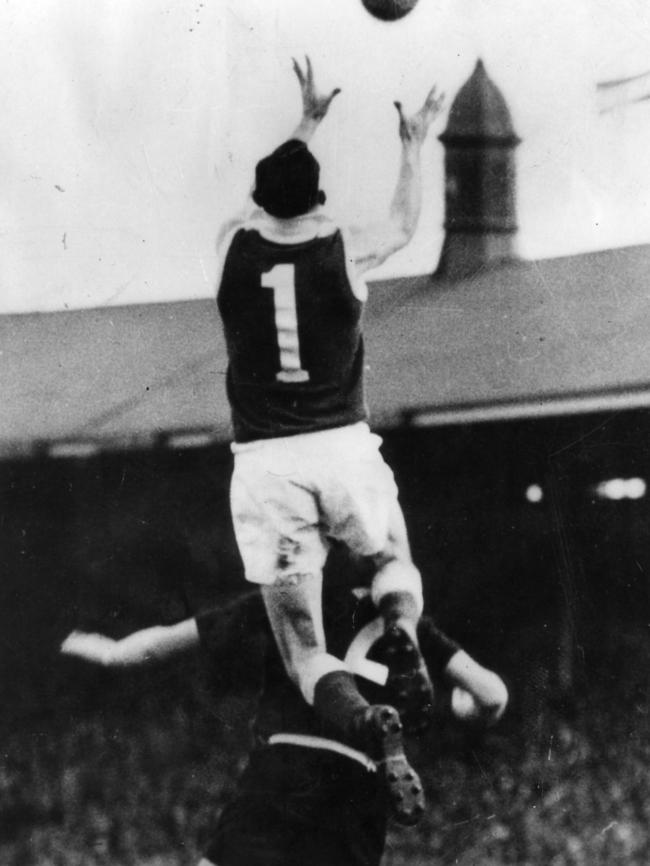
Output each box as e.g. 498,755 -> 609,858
2,0 -> 650,314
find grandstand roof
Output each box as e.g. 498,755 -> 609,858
3,243 -> 650,458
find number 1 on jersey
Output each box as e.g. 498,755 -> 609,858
262,264 -> 310,383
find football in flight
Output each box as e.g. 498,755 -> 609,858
361,0 -> 420,21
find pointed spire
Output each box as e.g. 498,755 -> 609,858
440,59 -> 519,144
436,60 -> 520,280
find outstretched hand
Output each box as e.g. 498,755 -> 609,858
293,55 -> 341,123
394,85 -> 445,145
60,630 -> 84,656
60,629 -> 113,665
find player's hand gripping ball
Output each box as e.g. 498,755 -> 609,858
361,0 -> 420,22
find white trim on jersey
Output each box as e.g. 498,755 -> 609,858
268,733 -> 377,772
215,204 -> 368,302
249,208 -> 338,244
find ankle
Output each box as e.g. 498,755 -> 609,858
313,670 -> 369,744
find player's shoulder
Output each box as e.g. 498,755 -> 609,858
217,203 -> 258,249
218,202 -> 349,247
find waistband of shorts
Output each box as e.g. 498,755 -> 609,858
267,733 -> 377,772
231,421 -> 372,455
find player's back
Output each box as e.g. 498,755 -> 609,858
217,220 -> 368,442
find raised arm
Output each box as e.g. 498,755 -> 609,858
60,619 -> 199,668
216,56 -> 339,257
290,55 -> 341,144
348,85 -> 445,275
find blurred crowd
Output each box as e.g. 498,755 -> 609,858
1,631 -> 648,866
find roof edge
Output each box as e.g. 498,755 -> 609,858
401,384 -> 650,429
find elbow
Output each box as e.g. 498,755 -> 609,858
103,643 -> 136,668
372,224 -> 413,269
100,646 -> 117,667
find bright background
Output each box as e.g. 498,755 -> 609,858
2,0 -> 650,314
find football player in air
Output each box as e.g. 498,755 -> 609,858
61,551 -> 508,865
216,56 -> 446,760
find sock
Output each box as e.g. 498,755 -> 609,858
313,669 -> 370,746
378,591 -> 420,630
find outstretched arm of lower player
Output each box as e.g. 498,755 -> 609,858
348,85 -> 445,274
418,619 -> 508,725
444,649 -> 509,725
60,619 -> 200,668
61,590 -> 266,670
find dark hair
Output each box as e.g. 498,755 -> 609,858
253,139 -> 326,218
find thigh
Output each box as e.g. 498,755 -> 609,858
322,445 -> 401,558
368,498 -> 422,610
374,495 -> 415,565
230,452 -> 328,586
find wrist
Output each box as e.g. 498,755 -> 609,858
292,116 -> 320,144
400,141 -> 421,163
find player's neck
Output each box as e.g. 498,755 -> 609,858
250,207 -> 332,243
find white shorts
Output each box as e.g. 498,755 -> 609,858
230,423 -> 401,586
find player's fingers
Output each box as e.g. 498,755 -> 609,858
292,57 -> 305,86
425,87 -> 445,116
305,54 -> 314,86
328,87 -> 342,104
422,84 -> 438,107
394,100 -> 405,120
419,87 -> 437,117
394,101 -> 409,137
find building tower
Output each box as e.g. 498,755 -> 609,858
437,60 -> 520,279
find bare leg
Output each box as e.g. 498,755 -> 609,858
369,500 -> 423,632
367,502 -> 434,732
262,577 -> 426,826
261,575 -> 347,705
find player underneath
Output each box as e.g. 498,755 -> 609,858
61,563 -> 508,866
216,57 -> 446,756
